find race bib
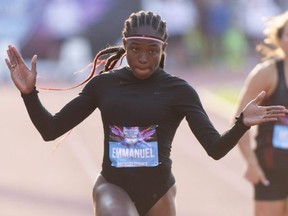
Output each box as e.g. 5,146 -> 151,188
272,123 -> 288,150
109,125 -> 159,167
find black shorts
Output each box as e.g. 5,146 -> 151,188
255,167 -> 288,200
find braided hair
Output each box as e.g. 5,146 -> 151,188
122,11 -> 168,42
73,11 -> 168,88
123,11 -> 168,69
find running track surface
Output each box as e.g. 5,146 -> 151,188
0,71 -> 253,216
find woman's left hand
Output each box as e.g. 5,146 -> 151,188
242,91 -> 288,126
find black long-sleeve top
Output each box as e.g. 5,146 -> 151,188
22,67 -> 249,170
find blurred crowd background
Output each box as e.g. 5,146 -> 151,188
0,0 -> 288,84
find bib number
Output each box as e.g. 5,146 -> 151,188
272,124 -> 288,149
109,125 -> 159,167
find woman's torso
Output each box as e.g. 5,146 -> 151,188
256,60 -> 288,169
82,67 -> 199,182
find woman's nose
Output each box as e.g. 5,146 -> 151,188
139,52 -> 148,63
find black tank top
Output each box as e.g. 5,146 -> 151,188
256,60 -> 288,169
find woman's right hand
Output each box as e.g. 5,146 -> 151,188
5,45 -> 37,94
245,163 -> 270,186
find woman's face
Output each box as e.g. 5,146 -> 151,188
124,37 -> 167,79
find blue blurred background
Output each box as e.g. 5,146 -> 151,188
0,0 -> 288,83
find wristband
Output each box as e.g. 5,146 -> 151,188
235,112 -> 251,129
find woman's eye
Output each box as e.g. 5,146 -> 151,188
149,50 -> 158,54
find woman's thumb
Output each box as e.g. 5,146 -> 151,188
31,55 -> 37,71
253,91 -> 266,105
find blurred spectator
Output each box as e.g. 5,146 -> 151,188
56,36 -> 93,82
241,0 -> 281,58
0,0 -> 44,83
198,0 -> 231,66
223,26 -> 248,71
142,0 -> 198,69
1,0 -> 288,83
0,0 -> 140,82
21,0 -> 116,60
85,0 -> 141,55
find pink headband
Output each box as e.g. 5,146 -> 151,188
125,36 -> 165,44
